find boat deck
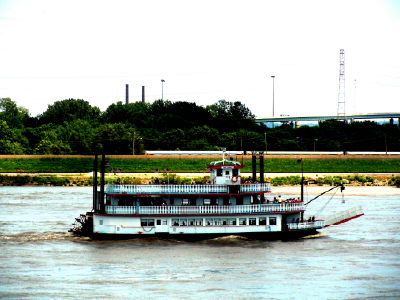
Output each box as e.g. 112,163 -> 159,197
105,183 -> 271,195
104,202 -> 304,215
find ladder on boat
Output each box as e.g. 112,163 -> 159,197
323,205 -> 364,227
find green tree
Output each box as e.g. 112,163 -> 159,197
207,100 -> 256,133
41,99 -> 101,125
0,98 -> 30,129
95,123 -> 136,154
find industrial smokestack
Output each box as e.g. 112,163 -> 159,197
142,86 -> 145,102
126,84 -> 129,104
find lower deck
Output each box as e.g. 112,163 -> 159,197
90,213 -> 324,237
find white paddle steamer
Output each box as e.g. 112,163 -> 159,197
70,150 -> 363,239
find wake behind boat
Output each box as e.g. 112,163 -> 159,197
70,150 -> 363,239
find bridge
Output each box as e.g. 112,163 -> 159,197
255,112 -> 400,127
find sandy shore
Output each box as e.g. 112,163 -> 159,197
2,172 -> 399,195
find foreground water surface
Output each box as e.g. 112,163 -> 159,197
0,186 -> 399,299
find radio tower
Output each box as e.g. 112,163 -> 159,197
337,49 -> 346,120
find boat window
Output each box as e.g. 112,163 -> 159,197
99,220 -> 103,225
204,199 -> 211,205
259,217 -> 266,225
162,220 -> 167,225
269,217 -> 277,225
214,218 -> 221,226
196,219 -> 203,226
188,219 -> 195,226
180,219 -> 187,226
221,219 -> 228,225
239,218 -> 246,225
229,218 -> 236,225
217,169 -> 222,176
141,219 -> 148,226
232,169 -> 239,176
249,218 -> 256,225
206,218 -> 213,226
148,219 -> 155,226
172,219 -> 179,226
183,199 -> 189,205
156,219 -> 161,225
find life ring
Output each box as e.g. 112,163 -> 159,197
232,176 -> 238,183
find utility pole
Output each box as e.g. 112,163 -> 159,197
126,84 -> 129,105
132,132 -> 135,155
265,133 -> 267,153
271,76 -> 275,128
161,79 -> 165,100
385,133 -> 387,155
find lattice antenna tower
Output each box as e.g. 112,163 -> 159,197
337,49 -> 346,120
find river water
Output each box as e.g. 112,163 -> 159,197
0,186 -> 399,299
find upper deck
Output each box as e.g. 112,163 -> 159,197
105,182 -> 271,195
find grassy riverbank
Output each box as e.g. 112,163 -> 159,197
1,156 -> 400,173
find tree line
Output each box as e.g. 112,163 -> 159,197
1,97 -> 399,155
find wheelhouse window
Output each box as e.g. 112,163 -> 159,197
232,169 -> 239,176
269,217 -> 277,225
225,170 -> 230,176
259,217 -> 267,225
217,169 -> 222,176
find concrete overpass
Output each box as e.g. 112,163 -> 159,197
255,112 -> 400,127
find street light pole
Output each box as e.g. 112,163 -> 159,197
161,79 -> 165,100
271,76 -> 275,128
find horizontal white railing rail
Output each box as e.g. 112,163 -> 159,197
323,205 -> 364,226
104,202 -> 304,215
288,220 -> 324,230
105,183 -> 271,195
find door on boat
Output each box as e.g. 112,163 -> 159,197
156,219 -> 169,233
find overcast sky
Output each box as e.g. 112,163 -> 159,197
1,0 -> 399,118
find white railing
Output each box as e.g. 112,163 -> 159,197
324,205 -> 364,226
288,220 -> 324,230
104,202 -> 304,215
105,183 -> 271,195
240,183 -> 271,193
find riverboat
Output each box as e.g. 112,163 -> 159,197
70,150 -> 363,240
